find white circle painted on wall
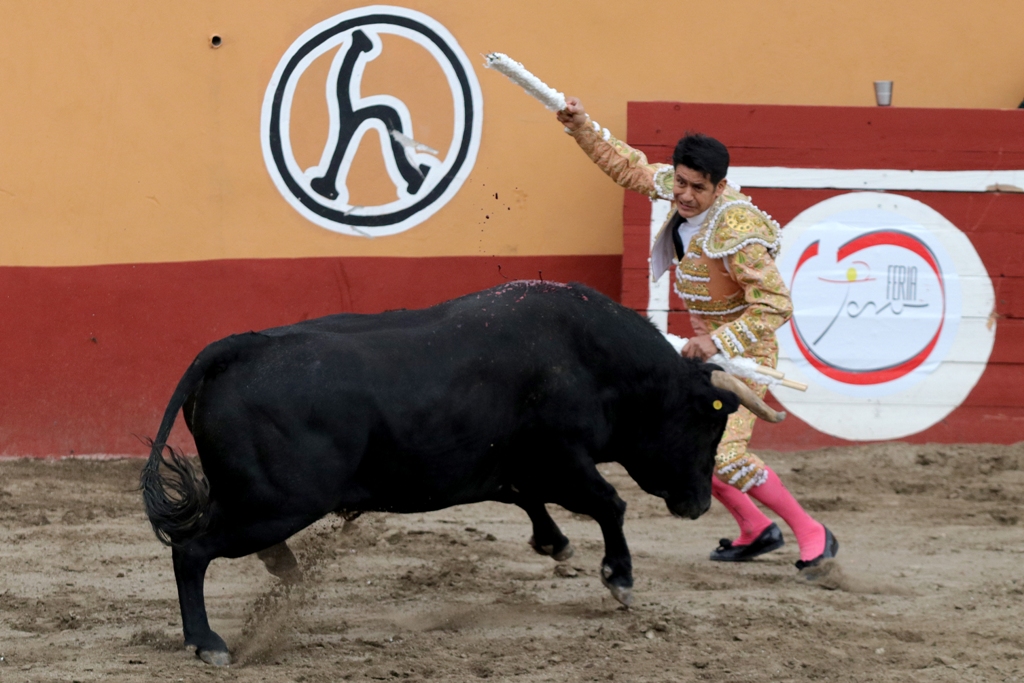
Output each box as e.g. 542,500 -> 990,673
261,6 -> 483,237
774,192 -> 995,441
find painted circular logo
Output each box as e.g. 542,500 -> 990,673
774,192 -> 995,440
261,6 -> 483,237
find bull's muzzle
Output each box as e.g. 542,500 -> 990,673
666,495 -> 711,521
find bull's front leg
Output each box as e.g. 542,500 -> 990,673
517,501 -> 574,561
591,494 -> 632,607
541,457 -> 633,607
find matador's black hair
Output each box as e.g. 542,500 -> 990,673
672,132 -> 730,185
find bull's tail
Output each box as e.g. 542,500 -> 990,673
141,438 -> 209,547
140,336 -> 253,547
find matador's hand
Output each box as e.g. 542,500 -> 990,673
681,335 -> 718,361
556,96 -> 587,131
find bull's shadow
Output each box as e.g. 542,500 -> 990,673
140,280 -> 782,666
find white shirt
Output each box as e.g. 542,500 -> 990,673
650,205 -> 714,282
676,206 -> 711,254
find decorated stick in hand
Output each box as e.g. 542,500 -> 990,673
663,333 -> 808,392
484,53 -> 567,112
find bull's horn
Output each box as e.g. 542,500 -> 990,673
710,370 -> 787,423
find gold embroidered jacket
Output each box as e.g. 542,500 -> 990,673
568,117 -> 793,360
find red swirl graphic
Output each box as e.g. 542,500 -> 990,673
790,230 -> 945,385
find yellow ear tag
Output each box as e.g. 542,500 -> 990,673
713,400 -> 723,410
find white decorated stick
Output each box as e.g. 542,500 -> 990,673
484,52 -> 567,112
663,333 -> 808,391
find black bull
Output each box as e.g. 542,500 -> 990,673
141,280 -> 775,665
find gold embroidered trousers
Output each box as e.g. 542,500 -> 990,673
705,315 -> 778,492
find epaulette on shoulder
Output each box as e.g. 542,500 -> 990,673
653,166 -> 674,201
701,200 -> 781,259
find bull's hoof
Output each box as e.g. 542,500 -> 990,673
602,580 -> 634,607
258,543 -> 303,583
199,649 -> 231,667
528,535 -> 574,562
600,564 -> 633,607
552,544 -> 575,562
271,564 -> 304,585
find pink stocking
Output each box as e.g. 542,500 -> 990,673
711,477 -> 772,545
748,468 -> 825,561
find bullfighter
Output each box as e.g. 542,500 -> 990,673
556,97 -> 838,570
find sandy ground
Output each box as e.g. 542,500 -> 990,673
2,441 -> 1024,682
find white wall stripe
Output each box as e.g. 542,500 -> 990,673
729,167 -> 1024,193
646,199 -> 674,332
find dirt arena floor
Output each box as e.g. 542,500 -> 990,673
2,441 -> 1024,682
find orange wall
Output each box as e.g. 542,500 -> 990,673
2,0 -> 1024,267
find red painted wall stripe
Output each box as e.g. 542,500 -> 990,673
0,255 -> 621,457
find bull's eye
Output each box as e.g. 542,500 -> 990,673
713,400 -> 723,410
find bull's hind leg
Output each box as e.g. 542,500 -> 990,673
172,543 -> 230,667
517,501 -> 574,561
171,515 -> 319,666
257,541 -> 303,583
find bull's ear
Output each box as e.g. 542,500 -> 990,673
711,387 -> 740,416
692,383 -> 740,418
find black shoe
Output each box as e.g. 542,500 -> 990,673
710,522 -> 785,562
795,526 -> 839,571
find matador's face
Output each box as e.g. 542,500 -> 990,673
673,165 -> 728,218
